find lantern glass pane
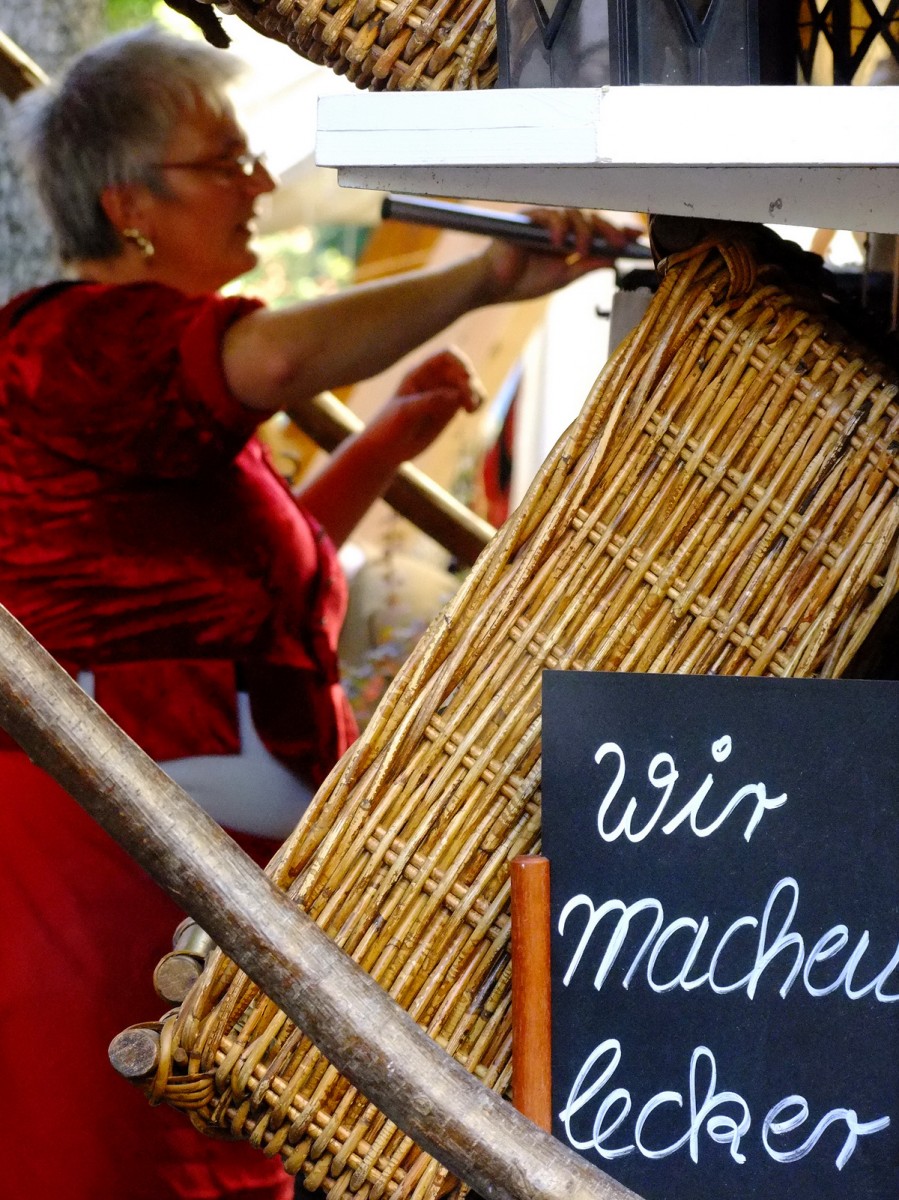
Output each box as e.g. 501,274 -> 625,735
796,0 -> 899,80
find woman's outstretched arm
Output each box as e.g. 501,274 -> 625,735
221,209 -> 641,413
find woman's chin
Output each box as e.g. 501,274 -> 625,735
234,244 -> 260,278
207,248 -> 259,292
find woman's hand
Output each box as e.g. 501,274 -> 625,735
478,208 -> 645,305
294,349 -> 484,546
377,349 -> 485,464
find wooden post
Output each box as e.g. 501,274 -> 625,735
511,855 -> 553,1132
0,601 -> 643,1200
0,31 -> 48,100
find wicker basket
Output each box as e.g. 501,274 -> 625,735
134,231 -> 899,1197
220,0 -> 497,90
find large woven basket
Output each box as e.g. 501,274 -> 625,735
218,0 -> 497,90
132,230 -> 899,1197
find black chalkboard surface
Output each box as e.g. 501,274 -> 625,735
541,671 -> 899,1200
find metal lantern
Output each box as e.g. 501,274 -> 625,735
497,0 -> 799,90
798,0 -> 899,84
609,0 -> 798,85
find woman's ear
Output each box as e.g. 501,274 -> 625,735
99,183 -> 152,239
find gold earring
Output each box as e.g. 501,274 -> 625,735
122,227 -> 155,260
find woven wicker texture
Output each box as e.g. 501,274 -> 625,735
220,0 -> 497,90
141,232 -> 899,1197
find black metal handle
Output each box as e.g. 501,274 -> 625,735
381,194 -> 651,261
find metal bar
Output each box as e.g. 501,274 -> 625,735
0,29 -> 48,99
381,194 -> 652,261
0,601 -> 643,1200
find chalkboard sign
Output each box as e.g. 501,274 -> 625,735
542,671 -> 899,1200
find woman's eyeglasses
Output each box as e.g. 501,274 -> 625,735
152,151 -> 267,182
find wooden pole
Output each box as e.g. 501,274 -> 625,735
0,602 -> 643,1200
288,391 -> 495,566
0,30 -> 48,100
511,855 -> 553,1132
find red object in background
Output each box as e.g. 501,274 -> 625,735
480,363 -> 521,528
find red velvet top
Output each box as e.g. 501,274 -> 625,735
0,280 -> 356,785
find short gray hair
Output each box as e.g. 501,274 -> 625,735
11,25 -> 246,263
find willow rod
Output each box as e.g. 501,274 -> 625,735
0,600 -> 641,1200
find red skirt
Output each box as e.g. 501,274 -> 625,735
0,751 -> 294,1200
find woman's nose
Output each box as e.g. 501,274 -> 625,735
250,158 -> 278,195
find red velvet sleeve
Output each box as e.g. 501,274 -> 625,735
10,282 -> 265,477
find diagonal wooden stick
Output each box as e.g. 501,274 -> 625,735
0,29 -> 48,99
0,600 -> 642,1200
289,391 -> 494,565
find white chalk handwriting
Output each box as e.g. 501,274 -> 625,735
593,736 -> 787,844
558,1039 -> 890,1170
558,876 -> 899,1001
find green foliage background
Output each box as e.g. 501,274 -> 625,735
106,0 -> 159,29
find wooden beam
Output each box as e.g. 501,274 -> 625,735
0,600 -> 643,1200
511,855 -> 553,1132
0,30 -> 48,100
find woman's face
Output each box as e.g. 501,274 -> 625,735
136,99 -> 277,294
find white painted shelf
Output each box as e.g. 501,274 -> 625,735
316,86 -> 899,234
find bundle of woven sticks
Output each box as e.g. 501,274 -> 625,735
128,229 -> 899,1197
183,0 -> 498,90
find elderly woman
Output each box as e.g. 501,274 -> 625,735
0,23 -> 635,1200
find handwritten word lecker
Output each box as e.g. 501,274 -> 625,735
558,1039 -> 890,1170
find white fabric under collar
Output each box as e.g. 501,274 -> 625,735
78,672 -> 313,839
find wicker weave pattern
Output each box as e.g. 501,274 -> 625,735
145,236 -> 899,1197
223,0 -> 497,90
